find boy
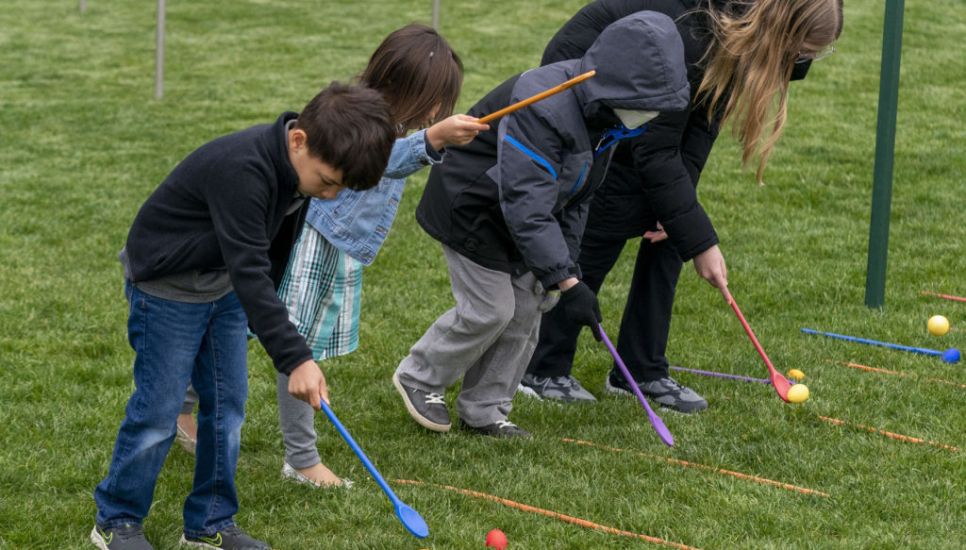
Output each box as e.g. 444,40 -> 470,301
392,12 -> 690,438
91,83 -> 395,550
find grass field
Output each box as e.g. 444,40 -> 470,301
1,1 -> 964,548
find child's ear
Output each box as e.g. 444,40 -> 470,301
289,128 -> 309,153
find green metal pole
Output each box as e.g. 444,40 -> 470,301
865,0 -> 905,308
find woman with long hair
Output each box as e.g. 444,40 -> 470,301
520,0 -> 844,410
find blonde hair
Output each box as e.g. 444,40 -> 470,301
696,0 -> 843,182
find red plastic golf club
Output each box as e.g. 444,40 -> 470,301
597,323 -> 674,446
723,290 -> 792,402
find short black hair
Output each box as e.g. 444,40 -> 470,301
296,82 -> 395,191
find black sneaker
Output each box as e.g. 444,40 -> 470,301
90,524 -> 154,550
392,371 -> 451,432
605,372 -> 708,414
180,525 -> 270,549
518,373 -> 597,402
460,419 -> 532,439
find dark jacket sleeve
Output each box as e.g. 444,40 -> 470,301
495,106 -> 576,289
542,0 -> 654,64
557,198 -> 590,278
205,163 -> 313,375
631,110 -> 718,260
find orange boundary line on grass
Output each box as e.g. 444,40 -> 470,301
818,416 -> 959,452
835,360 -> 966,389
395,479 -> 699,550
561,438 -> 829,498
921,290 -> 966,303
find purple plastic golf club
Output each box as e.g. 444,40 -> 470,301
597,323 -> 674,447
669,365 -> 773,384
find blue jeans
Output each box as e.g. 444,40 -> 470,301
94,282 -> 249,537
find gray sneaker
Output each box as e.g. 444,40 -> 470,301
180,525 -> 270,549
90,524 -> 153,550
460,419 -> 532,439
392,371 -> 451,432
518,373 -> 597,402
605,373 -> 708,413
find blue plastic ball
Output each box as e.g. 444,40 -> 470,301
941,348 -> 961,364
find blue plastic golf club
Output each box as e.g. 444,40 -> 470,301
318,400 -> 429,539
801,328 -> 961,364
598,323 -> 674,446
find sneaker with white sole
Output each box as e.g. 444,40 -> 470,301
281,462 -> 353,489
518,373 -> 597,402
180,525 -> 270,549
392,371 -> 451,432
90,524 -> 154,550
605,372 -> 708,413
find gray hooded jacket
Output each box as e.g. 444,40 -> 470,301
416,11 -> 689,288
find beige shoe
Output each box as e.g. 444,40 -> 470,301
281,462 -> 353,489
175,417 -> 196,455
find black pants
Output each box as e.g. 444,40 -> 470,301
527,230 -> 683,382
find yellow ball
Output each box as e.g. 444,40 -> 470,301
787,369 -> 805,382
928,315 -> 950,336
787,384 -> 809,404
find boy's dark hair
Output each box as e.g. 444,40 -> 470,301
296,82 -> 395,191
360,24 -> 464,132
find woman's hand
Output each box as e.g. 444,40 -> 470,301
693,244 -> 729,299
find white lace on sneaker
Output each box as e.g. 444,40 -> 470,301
424,392 -> 446,405
495,420 -> 518,429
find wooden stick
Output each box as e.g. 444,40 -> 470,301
395,478 -> 699,550
477,70 -> 596,124
818,416 -> 959,452
562,438 -> 829,497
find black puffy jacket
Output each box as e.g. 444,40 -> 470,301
542,0 -> 811,256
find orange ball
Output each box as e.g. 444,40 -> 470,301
486,528 -> 508,550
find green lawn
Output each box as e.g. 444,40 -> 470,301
1,1 -> 964,548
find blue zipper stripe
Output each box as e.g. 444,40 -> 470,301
569,161 -> 589,195
505,135 -> 558,180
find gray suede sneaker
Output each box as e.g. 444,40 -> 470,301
518,373 -> 597,402
392,371 -> 451,432
90,524 -> 154,550
605,373 -> 708,413
180,526 -> 270,549
460,419 -> 532,439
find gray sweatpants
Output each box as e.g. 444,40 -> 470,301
396,245 -> 547,427
183,374 -> 322,469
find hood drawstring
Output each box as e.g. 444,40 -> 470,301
595,124 -> 647,158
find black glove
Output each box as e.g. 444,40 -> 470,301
559,281 -> 602,341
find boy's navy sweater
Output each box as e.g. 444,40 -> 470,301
124,112 -> 312,375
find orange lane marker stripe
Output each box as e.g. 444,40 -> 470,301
921,290 -> 966,303
395,479 -> 699,550
562,438 -> 829,498
837,360 -> 966,389
818,416 -> 959,452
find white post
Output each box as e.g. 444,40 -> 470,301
155,0 -> 165,99
79,0 -> 87,13
432,0 -> 440,30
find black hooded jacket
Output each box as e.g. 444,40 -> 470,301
416,12 -> 689,288
541,0 -> 811,257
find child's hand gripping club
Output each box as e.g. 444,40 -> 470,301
558,278 -> 602,341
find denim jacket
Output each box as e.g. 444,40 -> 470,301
305,129 -> 442,265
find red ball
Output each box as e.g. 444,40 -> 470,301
485,528 -> 508,549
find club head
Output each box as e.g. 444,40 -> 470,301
649,413 -> 674,447
395,501 -> 429,539
769,370 -> 793,402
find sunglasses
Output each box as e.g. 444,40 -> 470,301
796,44 -> 835,64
